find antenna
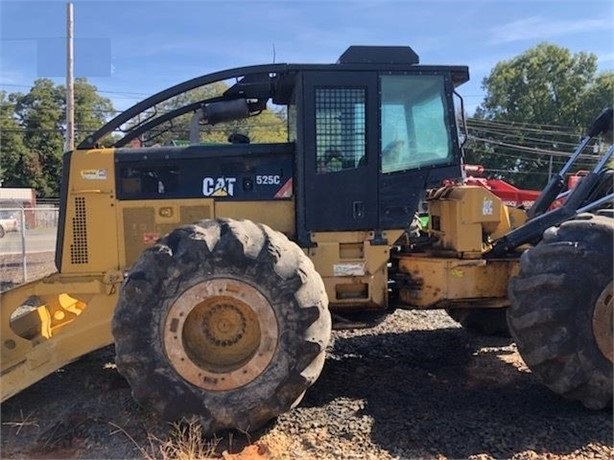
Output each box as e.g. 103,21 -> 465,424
272,43 -> 276,64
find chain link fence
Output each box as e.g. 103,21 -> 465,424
0,206 -> 59,288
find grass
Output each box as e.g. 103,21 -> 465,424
1,410 -> 39,435
110,417 -> 221,460
109,416 -> 307,460
153,419 -> 221,460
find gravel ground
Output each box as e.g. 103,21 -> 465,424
0,252 -> 57,290
1,253 -> 612,459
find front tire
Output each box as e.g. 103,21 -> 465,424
508,214 -> 613,409
112,218 -> 331,434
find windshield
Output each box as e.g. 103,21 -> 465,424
380,74 -> 453,174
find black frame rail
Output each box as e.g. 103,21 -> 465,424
491,108 -> 614,255
77,64 -> 290,150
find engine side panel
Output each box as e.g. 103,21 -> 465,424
58,149 -> 119,274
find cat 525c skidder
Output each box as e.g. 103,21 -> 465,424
2,46 -> 612,434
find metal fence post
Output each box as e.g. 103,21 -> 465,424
20,207 -> 27,283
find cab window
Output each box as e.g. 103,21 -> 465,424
315,87 -> 366,173
380,74 -> 452,173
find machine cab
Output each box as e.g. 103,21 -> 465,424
67,45 -> 469,271
294,46 -> 468,244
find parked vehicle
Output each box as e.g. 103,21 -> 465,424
0,211 -> 18,238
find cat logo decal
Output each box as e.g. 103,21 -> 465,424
202,177 -> 237,197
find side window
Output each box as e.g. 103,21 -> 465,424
380,75 -> 452,174
315,88 -> 366,174
119,165 -> 180,196
287,103 -> 297,143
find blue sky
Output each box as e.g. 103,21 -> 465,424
1,0 -> 612,115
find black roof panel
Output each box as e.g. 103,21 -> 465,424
338,46 -> 419,65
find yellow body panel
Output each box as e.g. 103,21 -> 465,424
309,230 -> 403,310
1,274 -> 119,402
59,149 -> 119,273
396,255 -> 519,309
427,186 -> 523,258
116,200 -> 295,267
117,199 -> 216,267
216,201 -> 295,237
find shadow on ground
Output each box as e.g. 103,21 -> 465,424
1,325 -> 611,458
300,327 -> 613,459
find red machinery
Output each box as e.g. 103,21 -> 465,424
463,165 -> 584,209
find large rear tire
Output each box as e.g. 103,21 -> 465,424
508,214 -> 613,409
446,307 -> 510,337
112,218 -> 331,434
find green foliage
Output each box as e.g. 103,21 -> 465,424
12,79 -> 65,196
0,79 -> 114,197
131,82 -> 288,146
133,83 -> 228,146
0,91 -> 31,189
470,43 -> 612,189
201,108 -> 288,145
479,43 -> 597,125
580,72 -> 614,128
71,78 -> 115,145
0,76 -> 287,197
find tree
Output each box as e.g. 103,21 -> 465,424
128,82 -> 287,147
580,72 -> 614,128
0,91 -> 31,188
235,108 -> 287,143
12,79 -> 65,197
469,43 -> 612,189
1,79 -> 115,197
70,78 -> 115,145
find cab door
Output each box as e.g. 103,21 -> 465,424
302,71 -> 379,232
377,72 -> 464,229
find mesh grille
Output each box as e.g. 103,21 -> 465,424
315,88 -> 366,171
70,197 -> 89,264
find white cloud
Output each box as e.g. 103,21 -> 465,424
490,16 -> 612,44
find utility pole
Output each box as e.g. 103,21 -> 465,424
66,2 -> 74,151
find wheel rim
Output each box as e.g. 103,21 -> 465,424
163,278 -> 278,391
592,281 -> 613,364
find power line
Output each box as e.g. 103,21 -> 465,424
1,83 -> 152,98
468,147 -> 598,169
466,125 -> 582,149
1,82 -> 237,99
466,117 -> 582,135
467,121 -> 579,139
467,135 -> 602,159
476,168 -> 552,177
